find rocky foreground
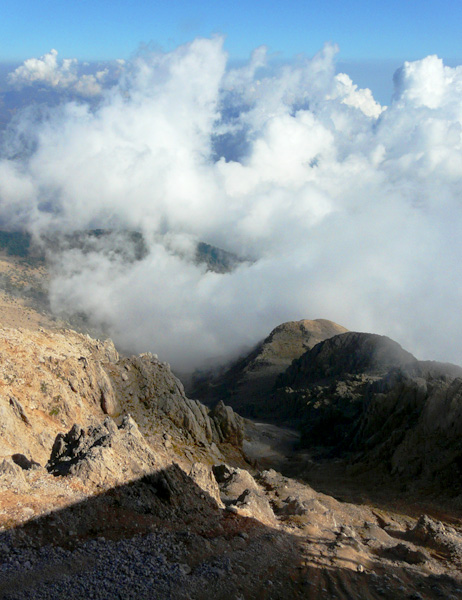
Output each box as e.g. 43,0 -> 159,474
0,321 -> 461,599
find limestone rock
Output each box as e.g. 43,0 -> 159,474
46,416 -> 158,487
212,464 -> 260,504
188,462 -> 224,508
406,515 -> 462,564
212,463 -> 277,525
234,488 -> 277,526
383,543 -> 428,565
0,457 -> 29,491
190,318 -> 348,416
0,326 -> 122,464
210,401 -> 245,446
114,353 -> 244,450
269,332 -> 462,494
8,397 -> 31,426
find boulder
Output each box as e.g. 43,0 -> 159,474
234,488 -> 277,526
212,464 -> 260,504
0,457 -> 29,491
46,416 -> 158,487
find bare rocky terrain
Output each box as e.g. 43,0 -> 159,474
190,318 -> 348,417
0,248 -> 462,599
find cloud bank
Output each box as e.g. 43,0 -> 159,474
1,38 -> 462,372
8,49 -> 124,97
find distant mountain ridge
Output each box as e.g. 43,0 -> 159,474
193,322 -> 462,495
190,318 -> 348,416
0,229 -> 242,274
271,331 -> 462,493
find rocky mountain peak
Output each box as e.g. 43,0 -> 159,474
190,318 -> 348,417
280,331 -> 419,388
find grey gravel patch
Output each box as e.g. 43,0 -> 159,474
0,531 -> 199,600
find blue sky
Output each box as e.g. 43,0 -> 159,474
2,0 -> 460,105
2,0 -> 461,62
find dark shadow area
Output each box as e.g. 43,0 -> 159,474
8,464 -> 221,549
0,465 -> 299,599
0,464 -> 461,599
242,416 -> 462,526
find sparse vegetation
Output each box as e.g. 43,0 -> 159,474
0,231 -> 31,257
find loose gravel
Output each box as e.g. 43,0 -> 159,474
0,530 -> 209,600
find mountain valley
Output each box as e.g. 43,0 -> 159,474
0,244 -> 461,599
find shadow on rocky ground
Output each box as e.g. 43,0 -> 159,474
0,464 -> 303,599
1,463 -> 462,599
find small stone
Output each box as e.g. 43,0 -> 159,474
179,563 -> 191,575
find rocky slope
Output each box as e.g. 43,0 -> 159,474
0,325 -> 245,471
0,273 -> 462,599
2,446 -> 462,599
190,318 -> 348,417
272,332 -> 462,496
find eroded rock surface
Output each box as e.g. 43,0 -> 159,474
110,352 -> 245,456
190,318 -> 348,416
272,332 -> 462,495
47,416 -> 158,487
0,325 -> 245,474
0,327 -> 120,464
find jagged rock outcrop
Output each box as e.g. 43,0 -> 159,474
0,325 -> 246,475
212,463 -> 277,526
273,332 -> 462,494
190,318 -> 348,416
46,416 -> 159,487
349,374 -> 462,491
188,462 -> 224,507
111,353 -> 245,450
210,400 -> 244,446
408,515 -> 462,561
0,327 -> 121,464
212,464 -> 260,503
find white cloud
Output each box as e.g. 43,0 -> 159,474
7,49 -> 117,97
331,72 -> 384,118
1,38 -> 462,371
393,54 -> 462,110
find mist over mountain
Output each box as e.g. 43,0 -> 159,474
1,38 -> 462,372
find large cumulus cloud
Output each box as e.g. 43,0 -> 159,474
1,37 -> 461,371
